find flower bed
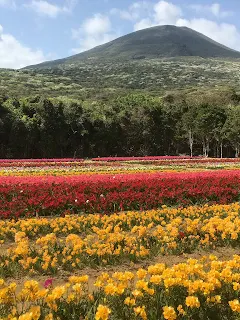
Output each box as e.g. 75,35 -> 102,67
1,170 -> 240,218
1,203 -> 240,276
1,255 -> 240,319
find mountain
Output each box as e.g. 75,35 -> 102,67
2,25 -> 240,98
26,25 -> 240,69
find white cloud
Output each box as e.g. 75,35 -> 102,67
110,8 -> 134,21
190,3 -> 233,18
154,0 -> 182,24
134,18 -> 153,31
134,0 -> 182,30
81,14 -> 111,35
0,25 -> 46,68
110,1 -> 150,21
71,14 -> 119,53
0,0 -> 16,9
25,0 -> 76,18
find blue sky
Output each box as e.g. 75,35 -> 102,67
0,0 -> 240,68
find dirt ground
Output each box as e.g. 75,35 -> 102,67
5,246 -> 240,291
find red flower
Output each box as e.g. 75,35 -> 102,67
178,231 -> 185,239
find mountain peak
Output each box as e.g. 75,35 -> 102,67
25,25 -> 240,69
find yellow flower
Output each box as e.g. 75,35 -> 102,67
150,275 -> 162,285
233,282 -> 240,291
207,295 -> 221,304
9,282 -> 17,292
88,294 -> 94,301
50,286 -> 66,300
72,283 -> 82,294
115,284 -> 126,295
95,305 -> 111,320
67,293 -> 75,303
18,306 -> 41,320
163,306 -> 177,320
136,280 -> 149,291
185,296 -> 200,308
104,283 -> 116,296
69,275 -> 89,284
44,313 -> 53,320
15,231 -> 27,243
177,305 -> 186,315
137,269 -> 147,279
209,255 -> 217,261
11,307 -> 17,316
19,280 -> 40,302
134,306 -> 147,320
146,288 -> 155,295
124,297 -> 136,306
229,299 -> 240,312
132,289 -> 144,298
37,289 -> 48,299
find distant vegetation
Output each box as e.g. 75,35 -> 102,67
0,89 -> 240,158
2,57 -> 240,98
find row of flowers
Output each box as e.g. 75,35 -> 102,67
2,163 -> 240,177
0,156 -> 194,167
2,157 -> 240,168
92,156 -> 198,161
0,202 -> 239,240
1,203 -> 240,276
1,255 -> 240,319
0,158 -> 85,167
1,171 -> 240,218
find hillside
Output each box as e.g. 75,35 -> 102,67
26,25 -> 240,69
1,25 -> 240,98
1,57 -> 240,98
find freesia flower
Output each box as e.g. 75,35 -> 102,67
44,279 -> 53,289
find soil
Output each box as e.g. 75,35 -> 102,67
4,246 -> 240,292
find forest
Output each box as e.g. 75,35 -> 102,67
0,87 -> 240,158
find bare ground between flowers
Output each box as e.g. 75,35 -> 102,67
3,246 -> 240,292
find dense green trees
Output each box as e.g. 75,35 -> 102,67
0,89 -> 240,158
223,106 -> 240,158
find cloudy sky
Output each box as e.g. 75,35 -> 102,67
0,0 -> 240,68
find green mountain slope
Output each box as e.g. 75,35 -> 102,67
26,25 -> 240,69
1,57 -> 240,98
2,26 -> 240,98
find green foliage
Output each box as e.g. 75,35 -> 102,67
2,58 -> 240,101
223,106 -> 240,157
0,89 -> 240,158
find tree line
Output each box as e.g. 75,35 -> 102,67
0,88 -> 240,158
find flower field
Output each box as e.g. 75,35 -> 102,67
0,158 -> 240,319
1,170 -> 240,218
1,254 -> 240,319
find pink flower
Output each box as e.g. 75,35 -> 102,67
44,278 -> 53,288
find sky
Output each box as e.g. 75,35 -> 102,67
1,0 -> 240,68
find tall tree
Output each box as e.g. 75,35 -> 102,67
223,106 -> 240,158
